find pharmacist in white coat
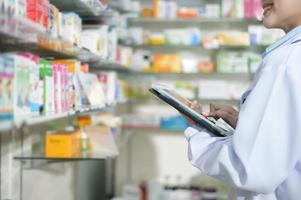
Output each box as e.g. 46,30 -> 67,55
184,0 -> 301,199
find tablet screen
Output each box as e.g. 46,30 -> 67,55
159,87 -> 217,122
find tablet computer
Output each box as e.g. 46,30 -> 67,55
149,84 -> 234,137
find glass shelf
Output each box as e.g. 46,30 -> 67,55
108,1 -> 134,14
14,153 -> 115,161
0,105 -> 108,134
0,13 -> 128,69
132,72 -> 254,81
0,120 -> 14,133
123,125 -> 185,133
0,14 -> 46,45
50,0 -> 107,17
90,60 -> 132,72
126,44 -> 267,52
129,17 -> 261,26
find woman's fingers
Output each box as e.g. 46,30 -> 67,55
203,110 -> 237,128
184,102 -> 238,127
190,100 -> 202,114
210,103 -> 238,116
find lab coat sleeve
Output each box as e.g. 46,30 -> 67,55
185,46 -> 301,194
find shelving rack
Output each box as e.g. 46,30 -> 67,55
128,17 -> 262,30
0,105 -> 110,133
129,17 -> 261,24
126,44 -> 267,52
14,153 -> 113,161
131,71 -> 254,81
50,0 -> 107,17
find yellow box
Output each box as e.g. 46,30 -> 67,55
45,130 -> 81,158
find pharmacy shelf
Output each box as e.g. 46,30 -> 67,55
3,33 -> 107,63
0,15 -> 46,47
0,121 -> 15,133
0,13 -> 112,63
127,44 -> 267,52
50,0 -> 107,17
14,153 -> 116,161
133,72 -> 254,81
129,17 -> 261,26
0,105 -> 108,134
123,125 -> 185,133
90,61 -> 132,73
107,1 -> 137,14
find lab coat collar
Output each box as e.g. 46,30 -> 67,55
262,25 -> 301,58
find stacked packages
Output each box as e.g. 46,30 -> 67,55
138,0 -> 262,19
0,53 -> 126,122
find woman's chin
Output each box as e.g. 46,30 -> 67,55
262,17 -> 277,29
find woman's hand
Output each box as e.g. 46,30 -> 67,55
202,104 -> 239,128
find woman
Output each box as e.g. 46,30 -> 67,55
184,0 -> 301,199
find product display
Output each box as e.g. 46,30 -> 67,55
0,53 -> 128,122
137,0 -> 263,19
27,0 -> 49,28
12,54 -> 35,118
221,0 -> 262,19
81,25 -> 118,59
39,59 -> 54,115
0,55 -> 14,121
130,51 -> 249,74
115,179 -> 226,200
45,129 -> 81,158
98,72 -> 128,104
125,26 -> 282,48
216,51 -> 261,73
61,12 -> 82,45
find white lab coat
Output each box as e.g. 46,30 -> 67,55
185,30 -> 301,200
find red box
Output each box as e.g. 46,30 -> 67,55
26,0 -> 49,28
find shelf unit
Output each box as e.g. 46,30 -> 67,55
128,17 -> 262,30
0,105 -> 109,134
129,17 -> 261,24
0,2 -> 125,200
123,125 -> 185,133
50,0 -> 107,17
126,44 -> 267,52
130,72 -> 254,81
0,15 -> 130,72
14,153 -> 115,161
0,14 -> 46,45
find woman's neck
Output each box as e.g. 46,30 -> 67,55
283,19 -> 301,33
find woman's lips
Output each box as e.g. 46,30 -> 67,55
263,3 -> 273,16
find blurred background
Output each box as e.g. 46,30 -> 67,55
0,0 -> 284,200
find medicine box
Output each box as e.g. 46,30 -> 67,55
12,55 -> 32,118
39,59 -> 54,115
45,130 -> 81,158
0,55 -> 14,121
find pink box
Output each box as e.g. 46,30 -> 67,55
252,0 -> 262,19
53,63 -> 62,114
244,0 -> 252,18
61,64 -> 69,113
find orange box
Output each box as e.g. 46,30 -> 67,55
152,55 -> 182,73
45,130 -> 81,158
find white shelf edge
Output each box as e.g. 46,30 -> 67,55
125,44 -> 267,50
0,105 -> 108,133
129,17 -> 261,24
